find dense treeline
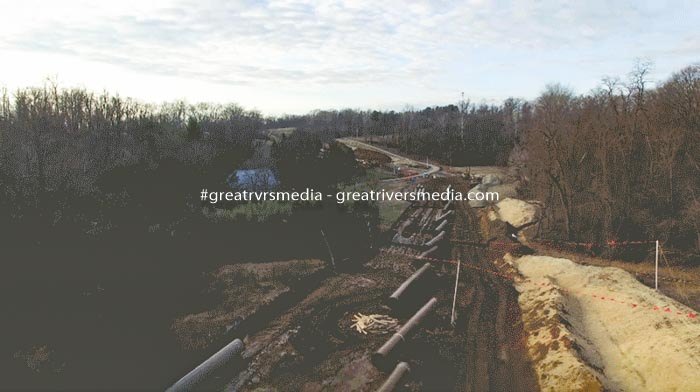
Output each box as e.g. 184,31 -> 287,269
0,85 -> 266,388
269,100 -> 523,166
3,67 -> 695,255
519,64 -> 700,256
270,63 -> 699,256
272,131 -> 361,191
0,83 -> 377,271
0,85 -> 260,246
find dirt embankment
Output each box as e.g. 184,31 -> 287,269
489,196 -> 700,391
508,256 -> 604,392
513,255 -> 700,392
353,148 -> 392,167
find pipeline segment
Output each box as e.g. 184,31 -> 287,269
424,231 -> 445,247
434,210 -> 454,222
418,246 -> 438,259
372,297 -> 438,370
167,338 -> 245,392
442,199 -> 453,211
387,263 -> 431,308
376,362 -> 411,392
434,219 -> 448,232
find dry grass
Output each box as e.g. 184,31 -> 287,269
171,259 -> 325,350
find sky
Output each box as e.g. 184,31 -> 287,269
0,0 -> 698,115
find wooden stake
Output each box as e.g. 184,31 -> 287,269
655,240 -> 659,291
321,229 -> 336,270
451,259 -> 461,326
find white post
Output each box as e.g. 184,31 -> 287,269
655,240 -> 659,291
451,259 -> 461,326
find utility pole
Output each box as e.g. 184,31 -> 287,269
459,92 -> 466,144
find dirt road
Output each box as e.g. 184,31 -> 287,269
337,138 -> 441,181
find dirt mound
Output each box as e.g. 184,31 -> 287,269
353,148 -> 391,167
489,198 -> 540,229
507,254 -> 604,391
512,255 -> 700,391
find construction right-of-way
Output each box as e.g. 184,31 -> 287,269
371,184 -> 452,390
448,181 -> 538,392
201,177 -> 540,391
373,179 -> 538,391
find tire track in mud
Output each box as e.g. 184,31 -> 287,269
452,199 -> 539,392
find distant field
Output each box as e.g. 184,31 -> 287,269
377,199 -> 410,231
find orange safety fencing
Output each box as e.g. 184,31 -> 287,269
378,247 -> 698,321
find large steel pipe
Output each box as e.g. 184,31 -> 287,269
392,232 -> 418,245
372,297 -> 438,370
396,217 -> 413,236
418,246 -> 438,259
442,200 -> 453,211
424,231 -> 445,247
387,263 -> 431,308
167,338 -> 245,392
434,210 -> 454,222
434,219 -> 448,232
376,362 -> 411,392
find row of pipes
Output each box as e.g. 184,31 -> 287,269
374,189 -> 454,391
167,186 -> 454,392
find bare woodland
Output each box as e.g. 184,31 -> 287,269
271,63 -> 700,256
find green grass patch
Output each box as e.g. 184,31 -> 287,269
378,200 -> 410,231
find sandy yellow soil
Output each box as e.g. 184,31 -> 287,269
513,255 -> 700,391
489,195 -> 700,391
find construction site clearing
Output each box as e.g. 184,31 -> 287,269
169,161 -> 700,391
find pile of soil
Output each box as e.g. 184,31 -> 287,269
513,255 -> 700,391
354,148 -> 391,167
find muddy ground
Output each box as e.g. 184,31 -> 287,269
181,178 -> 540,391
